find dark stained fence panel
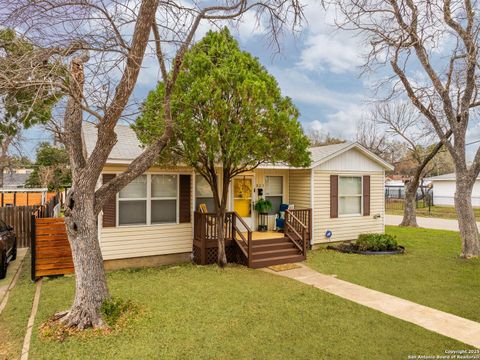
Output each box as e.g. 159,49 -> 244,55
0,206 -> 36,248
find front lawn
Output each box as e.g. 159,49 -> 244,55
0,255 -> 470,359
0,253 -> 36,359
308,226 -> 480,322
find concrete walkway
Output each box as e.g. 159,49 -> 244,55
385,214 -> 480,231
0,248 -> 28,314
264,264 -> 480,348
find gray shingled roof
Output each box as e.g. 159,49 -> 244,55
83,122 -> 143,161
82,123 -> 393,170
3,173 -> 29,188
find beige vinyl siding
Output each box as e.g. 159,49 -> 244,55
289,169 -> 311,209
100,165 -> 194,260
100,223 -> 193,260
316,148 -> 386,172
312,170 -> 385,244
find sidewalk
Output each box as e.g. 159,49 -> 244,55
264,263 -> 480,348
385,214 -> 480,231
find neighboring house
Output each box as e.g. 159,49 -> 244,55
83,124 -> 393,269
2,168 -> 34,188
425,173 -> 480,206
3,172 -> 29,188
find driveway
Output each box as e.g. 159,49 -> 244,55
385,214 -> 480,231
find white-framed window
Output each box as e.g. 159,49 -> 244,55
339,176 -> 362,216
151,174 -> 178,224
117,174 -> 179,226
265,176 -> 283,215
195,175 -> 215,212
118,175 -> 147,225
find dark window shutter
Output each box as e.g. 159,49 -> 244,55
330,175 -> 338,218
102,174 -> 116,227
363,175 -> 371,216
179,174 -> 191,223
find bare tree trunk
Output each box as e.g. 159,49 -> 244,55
216,209 -> 227,267
0,167 -> 4,188
60,189 -> 109,329
455,174 -> 480,258
400,181 -> 418,227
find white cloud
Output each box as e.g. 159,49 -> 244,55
306,104 -> 365,140
296,2 -> 365,74
270,67 -> 363,109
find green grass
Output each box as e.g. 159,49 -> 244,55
0,253 -> 36,359
386,204 -> 480,220
1,252 -> 472,359
308,226 -> 480,322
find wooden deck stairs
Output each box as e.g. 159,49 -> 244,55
193,209 -> 311,268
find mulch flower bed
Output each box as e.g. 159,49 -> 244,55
327,243 -> 405,255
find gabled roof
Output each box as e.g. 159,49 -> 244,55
2,173 -> 29,188
83,123 -> 143,163
82,123 -> 393,170
309,142 -> 394,170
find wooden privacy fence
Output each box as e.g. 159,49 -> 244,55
1,191 -> 57,207
0,206 -> 37,248
31,214 -> 73,281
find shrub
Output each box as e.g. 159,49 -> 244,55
356,233 -> 398,251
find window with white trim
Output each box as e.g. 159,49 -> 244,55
118,175 -> 147,225
118,174 -> 178,226
339,176 -> 362,216
265,176 -> 283,215
195,175 -> 215,212
151,174 -> 178,224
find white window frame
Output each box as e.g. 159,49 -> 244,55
338,175 -> 363,217
116,173 -> 180,227
265,175 -> 284,212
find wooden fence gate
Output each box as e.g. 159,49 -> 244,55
31,216 -> 74,281
0,206 -> 37,248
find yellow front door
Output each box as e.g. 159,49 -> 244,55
233,177 -> 253,228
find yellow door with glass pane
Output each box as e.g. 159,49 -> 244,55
233,177 -> 253,228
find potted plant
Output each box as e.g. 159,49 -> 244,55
254,198 -> 272,232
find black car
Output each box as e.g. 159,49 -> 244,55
0,219 -> 16,279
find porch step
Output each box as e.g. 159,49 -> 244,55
252,247 -> 300,260
250,254 -> 305,269
252,237 -> 290,245
252,241 -> 295,251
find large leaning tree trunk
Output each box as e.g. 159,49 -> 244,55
400,131 -> 452,227
58,0 -> 173,328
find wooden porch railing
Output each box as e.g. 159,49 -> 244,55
193,211 -> 249,265
193,208 -> 311,267
288,208 -> 312,242
285,210 -> 308,257
231,211 -> 252,267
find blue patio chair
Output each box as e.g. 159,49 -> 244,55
275,204 -> 289,231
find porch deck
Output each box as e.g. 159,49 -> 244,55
193,209 -> 312,268
243,231 -> 285,241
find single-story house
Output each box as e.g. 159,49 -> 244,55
83,124 -> 393,269
425,173 -> 480,206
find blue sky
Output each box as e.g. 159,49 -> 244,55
22,2 -> 372,159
